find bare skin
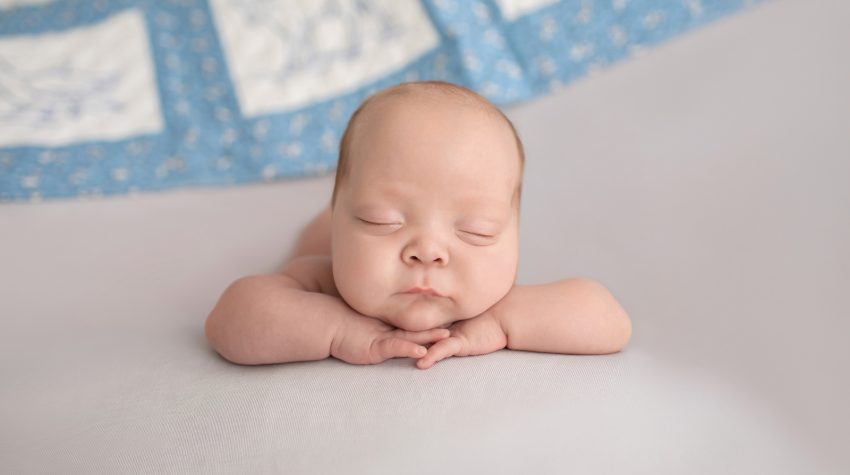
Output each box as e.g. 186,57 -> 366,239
206,87 -> 632,369
283,206 -> 632,369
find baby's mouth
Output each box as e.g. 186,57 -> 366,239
402,287 -> 443,297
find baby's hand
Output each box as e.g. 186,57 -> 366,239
416,310 -> 507,369
330,312 -> 451,366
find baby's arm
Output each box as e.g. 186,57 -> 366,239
205,256 -> 449,365
417,278 -> 631,368
205,256 -> 348,365
495,279 -> 632,354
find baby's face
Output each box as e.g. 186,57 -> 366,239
331,95 -> 521,331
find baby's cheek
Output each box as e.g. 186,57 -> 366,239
333,245 -> 395,316
464,252 -> 517,312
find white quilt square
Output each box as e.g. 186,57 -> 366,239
210,0 -> 440,116
0,9 -> 164,147
495,0 -> 560,21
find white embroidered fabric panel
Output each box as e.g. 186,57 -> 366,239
210,0 -> 440,116
494,0 -> 560,21
0,9 -> 164,147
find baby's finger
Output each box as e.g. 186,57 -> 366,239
397,328 -> 451,346
374,337 -> 427,362
416,337 -> 462,369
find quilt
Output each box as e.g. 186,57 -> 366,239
0,0 -> 763,201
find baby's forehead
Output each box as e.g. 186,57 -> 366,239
332,83 -> 525,210
361,88 -> 506,128
354,92 -> 520,165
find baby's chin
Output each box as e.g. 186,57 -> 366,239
383,296 -> 460,332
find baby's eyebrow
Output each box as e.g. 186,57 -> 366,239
458,215 -> 506,228
353,186 -> 512,215
367,184 -> 409,200
459,206 -> 508,226
350,198 -> 402,210
455,198 -> 511,217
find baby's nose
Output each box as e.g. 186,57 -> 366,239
402,242 -> 449,266
407,254 -> 445,265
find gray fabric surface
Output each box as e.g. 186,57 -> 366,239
2,0 -> 848,473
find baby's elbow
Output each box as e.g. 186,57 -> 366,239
592,305 -> 631,354
204,277 -> 261,365
581,277 -> 633,353
606,292 -> 632,353
612,307 -> 632,353
205,303 -> 242,365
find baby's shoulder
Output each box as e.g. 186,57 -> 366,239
279,255 -> 338,296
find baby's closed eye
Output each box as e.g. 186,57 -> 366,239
457,229 -> 497,246
357,218 -> 401,226
357,217 -> 402,235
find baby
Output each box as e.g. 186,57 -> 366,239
205,81 -> 631,369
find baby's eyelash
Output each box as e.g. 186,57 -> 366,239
358,218 -> 401,226
457,230 -> 497,246
460,230 -> 495,238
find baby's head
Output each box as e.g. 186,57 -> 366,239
330,81 -> 525,331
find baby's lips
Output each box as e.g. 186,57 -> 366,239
402,286 -> 445,297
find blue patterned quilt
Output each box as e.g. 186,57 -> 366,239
0,0 -> 762,202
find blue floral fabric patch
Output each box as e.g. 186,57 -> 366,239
0,0 -> 764,202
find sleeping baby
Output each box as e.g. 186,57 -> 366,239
205,80 -> 631,369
